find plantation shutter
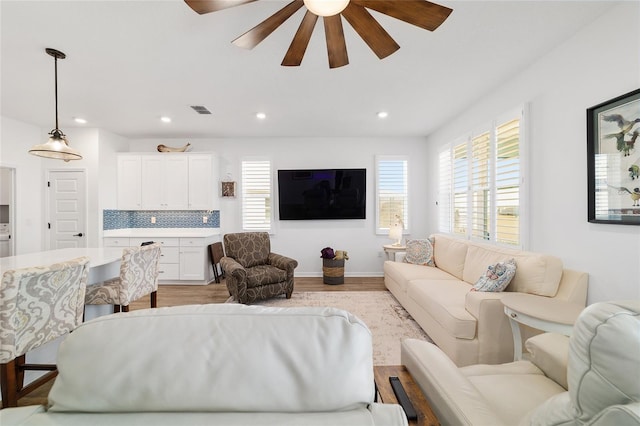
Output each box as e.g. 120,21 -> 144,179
452,141 -> 468,236
471,131 -> 491,240
438,106 -> 524,248
495,118 -> 521,245
376,157 -> 409,232
438,148 -> 452,233
242,160 -> 272,231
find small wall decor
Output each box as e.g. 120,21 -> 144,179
587,88 -> 640,225
221,181 -> 236,197
157,142 -> 191,152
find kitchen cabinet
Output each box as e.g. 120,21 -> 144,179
103,231 -> 218,284
141,155 -> 189,210
188,155 -> 219,210
117,153 -> 218,211
116,156 -> 141,210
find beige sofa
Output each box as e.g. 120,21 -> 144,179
384,233 -> 588,366
401,300 -> 640,425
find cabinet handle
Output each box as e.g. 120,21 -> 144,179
510,313 -> 518,319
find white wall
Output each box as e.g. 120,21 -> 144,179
425,2 -> 640,303
128,137 -> 430,276
0,116 -> 46,254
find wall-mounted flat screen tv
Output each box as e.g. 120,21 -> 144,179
278,169 -> 366,220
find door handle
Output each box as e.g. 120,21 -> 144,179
73,233 -> 84,237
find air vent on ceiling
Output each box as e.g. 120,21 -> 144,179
190,105 -> 212,115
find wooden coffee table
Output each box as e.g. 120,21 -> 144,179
374,365 -> 439,426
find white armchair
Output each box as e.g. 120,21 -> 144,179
401,300 -> 640,425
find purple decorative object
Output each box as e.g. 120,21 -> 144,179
320,247 -> 335,259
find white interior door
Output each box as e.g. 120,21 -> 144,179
48,170 -> 87,249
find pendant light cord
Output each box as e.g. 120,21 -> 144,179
54,54 -> 59,130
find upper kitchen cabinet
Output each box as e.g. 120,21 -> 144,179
141,155 -> 189,210
188,154 -> 219,210
117,153 -> 219,211
117,155 -> 142,209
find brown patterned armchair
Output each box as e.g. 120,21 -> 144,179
221,232 -> 298,304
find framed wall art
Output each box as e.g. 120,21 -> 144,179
587,88 -> 640,225
221,181 -> 236,198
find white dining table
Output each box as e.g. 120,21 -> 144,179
0,247 -> 123,285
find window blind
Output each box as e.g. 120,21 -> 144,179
439,108 -> 524,247
376,157 -> 408,232
241,160 -> 272,231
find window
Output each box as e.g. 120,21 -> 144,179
376,156 -> 409,234
438,108 -> 525,247
241,159 -> 272,232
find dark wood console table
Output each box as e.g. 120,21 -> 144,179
374,365 -> 440,426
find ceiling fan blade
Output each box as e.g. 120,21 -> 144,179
323,15 -> 348,68
184,0 -> 257,14
282,11 -> 319,66
232,0 -> 304,50
352,0 -> 453,31
341,3 -> 399,60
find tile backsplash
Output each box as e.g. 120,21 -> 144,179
104,210 -> 220,230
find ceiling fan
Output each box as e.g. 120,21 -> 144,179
184,0 -> 453,68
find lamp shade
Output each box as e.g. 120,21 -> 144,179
29,130 -> 82,162
388,223 -> 403,246
303,0 -> 349,16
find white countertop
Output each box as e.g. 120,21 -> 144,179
103,228 -> 220,238
0,247 -> 123,275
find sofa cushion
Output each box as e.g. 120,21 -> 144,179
48,304 -> 375,413
246,265 -> 288,288
407,279 -> 477,339
525,333 -> 569,390
384,261 -> 457,293
432,234 -> 469,280
462,242 -> 563,297
403,239 -> 435,266
472,258 -> 517,292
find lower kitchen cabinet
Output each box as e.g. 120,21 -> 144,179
103,233 -> 218,284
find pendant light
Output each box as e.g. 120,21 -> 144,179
29,48 -> 82,161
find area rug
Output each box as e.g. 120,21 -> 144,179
252,291 -> 432,365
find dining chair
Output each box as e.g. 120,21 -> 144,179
209,242 -> 225,283
84,243 -> 161,313
0,256 -> 89,408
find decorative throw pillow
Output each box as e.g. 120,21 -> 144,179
472,258 -> 517,292
403,239 -> 434,266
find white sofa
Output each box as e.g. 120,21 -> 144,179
384,233 -> 588,366
0,304 -> 407,426
401,300 -> 640,426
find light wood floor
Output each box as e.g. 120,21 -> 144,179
11,276 -> 385,408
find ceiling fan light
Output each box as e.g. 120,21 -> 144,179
29,129 -> 83,162
303,0 -> 349,17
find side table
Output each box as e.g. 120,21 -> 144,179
501,293 -> 584,360
374,365 -> 439,426
383,244 -> 406,261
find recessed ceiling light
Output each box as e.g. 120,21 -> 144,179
377,111 -> 389,119
256,112 -> 267,120
74,117 -> 87,124
160,116 -> 172,123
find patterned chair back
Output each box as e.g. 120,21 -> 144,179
223,232 -> 271,268
0,257 -> 89,362
118,243 -> 161,305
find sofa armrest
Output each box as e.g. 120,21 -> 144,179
525,333 -> 569,390
465,291 -> 515,364
268,253 -> 298,275
554,269 -> 588,305
401,339 -> 506,426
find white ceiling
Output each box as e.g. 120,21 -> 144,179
1,0 -> 616,140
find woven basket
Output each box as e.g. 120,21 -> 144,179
322,258 -> 345,285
